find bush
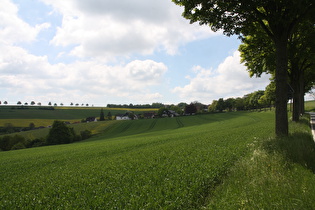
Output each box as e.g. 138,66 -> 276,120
74,134 -> 82,142
29,138 -> 46,147
80,130 -> 92,140
46,120 -> 76,145
11,142 -> 26,150
0,135 -> 26,151
0,136 -> 11,151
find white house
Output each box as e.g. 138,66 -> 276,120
116,114 -> 131,120
116,112 -> 138,120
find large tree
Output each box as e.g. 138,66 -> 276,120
240,21 -> 315,121
100,108 -> 105,121
46,120 -> 75,145
288,22 -> 315,119
173,0 -> 315,136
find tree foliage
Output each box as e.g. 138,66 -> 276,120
0,135 -> 26,151
100,108 -> 105,121
107,112 -> 112,120
240,21 -> 315,121
173,0 -> 315,136
46,120 -> 75,145
185,103 -> 197,115
208,87 -> 275,113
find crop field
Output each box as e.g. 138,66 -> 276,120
0,111 -> 275,209
0,106 -> 157,127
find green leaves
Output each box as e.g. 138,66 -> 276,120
46,120 -> 75,145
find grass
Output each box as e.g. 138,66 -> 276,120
0,111 -> 275,209
305,100 -> 315,112
1,109 -> 315,209
207,114 -> 315,209
0,112 -> 235,141
0,106 -> 157,127
4,120 -> 119,140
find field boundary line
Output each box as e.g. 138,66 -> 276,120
176,117 -> 184,128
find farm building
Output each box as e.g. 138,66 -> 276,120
116,112 -> 138,120
162,110 -> 180,117
143,112 -> 156,119
86,117 -> 97,122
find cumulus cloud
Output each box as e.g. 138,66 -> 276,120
0,0 -> 50,44
41,0 -> 217,60
1,0 -> 265,106
172,51 -> 271,103
0,43 -> 167,104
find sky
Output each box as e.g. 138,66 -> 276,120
0,0 -> 271,107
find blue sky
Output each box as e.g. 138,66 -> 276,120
0,0 -> 271,106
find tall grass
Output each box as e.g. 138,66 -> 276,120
207,114 -> 315,209
0,112 -> 274,209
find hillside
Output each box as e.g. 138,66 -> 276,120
1,110 -> 315,209
0,105 -> 157,127
0,111 -> 274,208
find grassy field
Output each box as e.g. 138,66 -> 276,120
0,111 -> 276,209
0,106 -> 158,127
1,108 -> 315,209
207,115 -> 315,209
304,100 -> 315,112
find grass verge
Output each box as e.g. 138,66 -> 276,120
207,114 -> 315,209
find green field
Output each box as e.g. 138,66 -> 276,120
304,100 -> 315,112
0,106 -> 157,127
1,109 -> 315,209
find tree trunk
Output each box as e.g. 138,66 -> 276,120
275,37 -> 289,136
300,93 -> 305,114
299,70 -> 305,115
292,82 -> 300,122
291,64 -> 300,122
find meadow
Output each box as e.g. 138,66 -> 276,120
1,105 -> 315,209
0,105 -> 157,127
0,111 -> 275,209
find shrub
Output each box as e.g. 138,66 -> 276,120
11,142 -> 26,150
4,123 -> 14,134
0,136 -> 10,151
46,120 -> 75,145
29,138 -> 46,147
74,134 -> 82,142
29,122 -> 35,130
0,135 -> 26,151
80,130 -> 92,140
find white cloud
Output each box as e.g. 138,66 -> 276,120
1,0 -> 259,106
0,43 -> 167,105
41,0 -> 218,61
0,0 -> 50,44
172,51 -> 271,103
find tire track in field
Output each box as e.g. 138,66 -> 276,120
120,121 -> 132,133
176,117 -> 184,128
148,119 -> 157,131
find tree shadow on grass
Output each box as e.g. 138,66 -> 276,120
262,132 -> 315,173
299,117 -> 311,127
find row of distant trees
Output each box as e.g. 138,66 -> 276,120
107,103 -> 165,109
0,101 -> 94,107
209,83 -> 276,112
